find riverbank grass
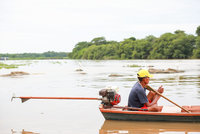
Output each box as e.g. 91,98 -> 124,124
0,62 -> 19,69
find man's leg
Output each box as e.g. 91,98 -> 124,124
148,106 -> 163,112
147,91 -> 156,101
147,91 -> 161,106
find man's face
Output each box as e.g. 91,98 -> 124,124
143,77 -> 150,85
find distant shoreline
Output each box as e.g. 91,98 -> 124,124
0,51 -> 69,60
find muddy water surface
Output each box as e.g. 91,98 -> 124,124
0,60 -> 200,134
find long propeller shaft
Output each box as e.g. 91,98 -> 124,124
12,96 -> 101,103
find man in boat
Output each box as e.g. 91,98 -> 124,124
128,69 -> 164,112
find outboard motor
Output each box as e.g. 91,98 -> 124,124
99,87 -> 121,106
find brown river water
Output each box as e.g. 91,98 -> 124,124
0,60 -> 200,134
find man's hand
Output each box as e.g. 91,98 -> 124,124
158,85 -> 164,93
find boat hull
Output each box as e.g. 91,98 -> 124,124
100,106 -> 200,122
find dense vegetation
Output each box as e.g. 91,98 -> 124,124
0,51 -> 68,60
69,26 -> 200,59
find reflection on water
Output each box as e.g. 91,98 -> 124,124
11,129 -> 39,134
100,120 -> 200,134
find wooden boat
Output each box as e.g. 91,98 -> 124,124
99,105 -> 200,122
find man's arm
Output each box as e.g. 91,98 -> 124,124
145,86 -> 164,107
144,97 -> 159,107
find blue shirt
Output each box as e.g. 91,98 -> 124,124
128,82 -> 148,108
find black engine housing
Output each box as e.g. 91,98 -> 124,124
99,88 -> 120,106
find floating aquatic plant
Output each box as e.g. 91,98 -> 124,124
126,64 -> 141,67
0,62 -> 27,69
0,62 -> 18,69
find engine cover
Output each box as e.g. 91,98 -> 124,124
99,88 -> 121,106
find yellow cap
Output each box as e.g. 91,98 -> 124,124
137,69 -> 153,78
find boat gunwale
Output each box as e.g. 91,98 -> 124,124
99,107 -> 200,116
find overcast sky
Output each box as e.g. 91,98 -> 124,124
0,0 -> 200,53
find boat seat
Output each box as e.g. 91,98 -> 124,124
182,106 -> 200,112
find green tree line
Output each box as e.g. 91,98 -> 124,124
0,51 -> 68,60
69,26 -> 200,59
